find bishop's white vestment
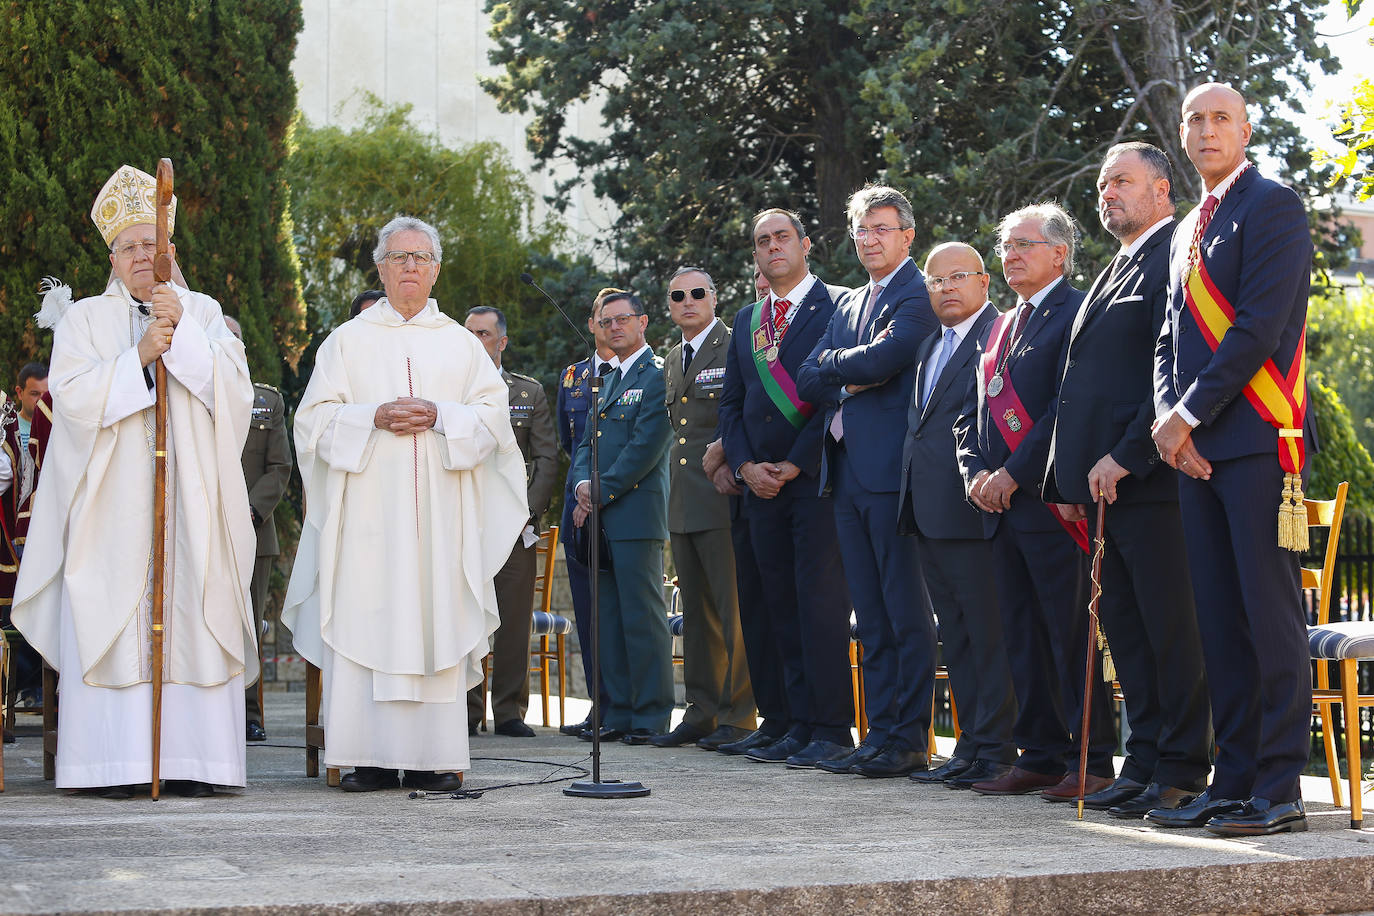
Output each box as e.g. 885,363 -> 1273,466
13,280 -> 257,788
283,299 -> 527,771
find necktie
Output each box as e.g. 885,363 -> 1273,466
1186,194 -> 1219,272
858,284 -> 880,337
772,298 -> 791,335
922,327 -> 958,409
597,361 -> 614,377
683,342 -> 694,374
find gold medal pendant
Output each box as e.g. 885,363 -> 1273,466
765,344 -> 780,363
987,374 -> 1004,397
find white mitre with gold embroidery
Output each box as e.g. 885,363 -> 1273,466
90,164 -> 177,246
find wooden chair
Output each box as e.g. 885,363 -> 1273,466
527,526 -> 569,727
1303,481 -> 1374,829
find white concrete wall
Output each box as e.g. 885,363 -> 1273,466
292,0 -> 613,258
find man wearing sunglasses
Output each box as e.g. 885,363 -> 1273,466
650,268 -> 756,750
797,184 -> 939,777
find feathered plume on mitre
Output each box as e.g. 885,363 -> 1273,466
35,276 -> 73,330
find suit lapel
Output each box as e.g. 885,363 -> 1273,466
919,304 -> 995,424
684,319 -> 726,379
866,260 -> 917,341
780,283 -> 827,358
1018,279 -> 1067,352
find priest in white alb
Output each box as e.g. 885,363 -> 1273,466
283,216 -> 527,793
13,164 -> 257,799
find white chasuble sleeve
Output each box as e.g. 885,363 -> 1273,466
101,348 -> 155,426
161,306 -> 217,413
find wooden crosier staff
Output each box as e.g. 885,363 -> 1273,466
1076,496 -> 1108,820
149,158 -> 174,800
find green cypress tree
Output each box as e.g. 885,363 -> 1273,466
0,0 -> 305,386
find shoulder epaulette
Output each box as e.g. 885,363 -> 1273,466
254,382 -> 281,395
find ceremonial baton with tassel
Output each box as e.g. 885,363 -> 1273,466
149,158 -> 174,801
1076,495 -> 1108,819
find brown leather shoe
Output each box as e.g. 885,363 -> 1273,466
971,766 -> 1064,796
1041,771 -> 1114,802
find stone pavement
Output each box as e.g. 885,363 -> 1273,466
4,691 -> 1374,916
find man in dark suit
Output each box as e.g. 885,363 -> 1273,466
796,185 -> 938,777
571,291 -> 673,743
900,243 -> 1019,790
1043,142 -> 1212,818
652,267 -> 757,749
225,317 -> 293,743
953,203 -> 1116,799
554,289 -> 623,737
1150,83 -> 1313,836
718,207 -> 854,768
464,307 -> 560,738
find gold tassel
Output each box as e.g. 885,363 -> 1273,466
1098,626 -> 1116,683
1277,473 -> 1308,552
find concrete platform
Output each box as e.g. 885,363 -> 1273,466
4,691 -> 1374,916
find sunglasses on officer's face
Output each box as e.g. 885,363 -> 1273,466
670,287 -> 711,303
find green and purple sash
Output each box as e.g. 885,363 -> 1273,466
748,300 -> 815,430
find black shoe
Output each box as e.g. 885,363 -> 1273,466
579,725 -> 626,742
785,738 -> 855,769
816,740 -> 883,774
1205,797 -> 1308,836
560,717 -> 592,737
944,759 -> 1013,790
97,784 -> 136,800
1108,783 -> 1200,819
719,728 -> 783,756
1144,788 -> 1245,828
246,721 -> 267,742
468,723 -> 478,736
696,725 -> 751,750
340,767 -> 401,792
2,728 -> 13,744
620,728 -> 656,745
852,744 -> 929,778
648,722 -> 711,748
494,718 -> 536,738
745,734 -> 808,763
402,770 -> 464,792
166,779 -> 214,798
1080,776 -> 1147,811
911,756 -> 973,784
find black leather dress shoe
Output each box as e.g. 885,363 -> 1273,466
402,770 -> 464,792
1145,788 -> 1245,828
1205,798 -> 1308,836
340,767 -> 401,792
745,734 -> 807,763
1108,783 -> 1199,819
495,718 -> 536,737
649,722 -> 711,748
785,738 -> 854,769
560,717 -> 592,737
97,784 -> 137,800
246,721 -> 267,742
621,728 -> 656,745
853,745 -> 928,778
720,728 -> 783,756
696,725 -> 751,750
166,779 -> 215,798
579,725 -> 626,742
911,756 -> 973,784
816,741 -> 883,774
945,759 -> 1013,790
1079,776 -> 1146,811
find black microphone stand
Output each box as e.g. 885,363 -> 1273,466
520,273 -> 649,799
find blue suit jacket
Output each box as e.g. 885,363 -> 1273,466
718,279 -> 846,485
557,357 -> 595,491
953,278 -> 1085,536
796,258 -> 938,494
1154,167 -> 1312,462
570,348 -> 671,541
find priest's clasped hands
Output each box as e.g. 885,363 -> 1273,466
135,283 -> 183,367
373,397 -> 438,435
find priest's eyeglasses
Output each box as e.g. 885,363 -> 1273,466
112,240 -> 158,258
669,287 -> 711,302
925,271 -> 986,290
382,250 -> 436,266
993,238 -> 1052,258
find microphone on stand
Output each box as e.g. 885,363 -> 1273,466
522,271 -> 649,800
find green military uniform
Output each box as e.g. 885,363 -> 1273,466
467,368 -> 558,729
570,347 -> 673,732
665,320 -> 756,734
241,382 -> 293,729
